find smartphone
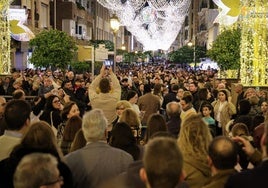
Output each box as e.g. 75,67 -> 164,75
103,60 -> 110,69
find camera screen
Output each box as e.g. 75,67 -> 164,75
104,60 -> 112,66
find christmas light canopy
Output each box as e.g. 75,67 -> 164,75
97,0 -> 191,50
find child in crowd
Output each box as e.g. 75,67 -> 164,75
201,103 -> 216,137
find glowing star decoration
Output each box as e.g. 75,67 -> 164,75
9,9 -> 35,41
213,0 -> 241,26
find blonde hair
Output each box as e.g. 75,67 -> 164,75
178,114 -> 212,162
116,100 -> 132,109
119,108 -> 140,128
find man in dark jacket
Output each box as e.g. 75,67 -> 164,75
225,125 -> 267,188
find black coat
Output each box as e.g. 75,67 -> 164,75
0,147 -> 73,188
225,160 -> 268,188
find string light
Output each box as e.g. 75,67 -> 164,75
0,0 -> 12,74
97,0 -> 191,50
240,0 -> 268,86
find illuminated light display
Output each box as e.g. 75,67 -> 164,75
97,0 -> 191,50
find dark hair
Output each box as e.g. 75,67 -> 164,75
201,103 -> 213,112
12,90 -> 24,99
198,88 -> 209,101
127,90 -> 137,101
171,84 -> 179,91
218,89 -> 228,100
150,131 -> 176,139
153,84 -> 162,95
61,101 -> 77,121
208,136 -> 238,169
144,84 -> 152,94
121,78 -> 128,82
181,94 -> 193,104
145,114 -> 167,143
99,78 -> 111,93
4,100 -> 31,130
110,122 -> 140,160
238,99 -> 251,115
44,95 -> 59,111
61,80 -> 72,88
189,81 -> 198,87
69,129 -> 86,152
63,115 -> 82,142
144,137 -> 183,188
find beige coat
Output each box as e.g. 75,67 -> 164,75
88,73 -> 121,131
201,169 -> 237,188
212,101 -> 236,135
183,156 -> 211,188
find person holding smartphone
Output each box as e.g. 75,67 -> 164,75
88,65 -> 121,134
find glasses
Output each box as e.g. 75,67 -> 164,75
53,100 -> 60,103
43,176 -> 63,186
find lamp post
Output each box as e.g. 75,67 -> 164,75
110,14 -> 120,72
188,37 -> 196,71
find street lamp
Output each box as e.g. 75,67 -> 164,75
110,14 -> 120,72
188,38 -> 196,71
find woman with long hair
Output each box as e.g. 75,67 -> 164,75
144,113 -> 167,144
60,115 -> 82,155
0,121 -> 73,188
69,128 -> 87,153
110,122 -> 141,160
119,108 -> 141,143
212,89 -> 236,136
39,95 -> 63,129
177,114 -> 212,188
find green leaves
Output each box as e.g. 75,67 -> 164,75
207,28 -> 241,70
168,46 -> 206,64
29,29 -> 77,70
90,40 -> 114,51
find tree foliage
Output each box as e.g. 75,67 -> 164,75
123,52 -> 136,63
168,46 -> 206,64
29,29 -> 77,70
207,28 -> 241,70
70,61 -> 90,74
90,40 -> 114,51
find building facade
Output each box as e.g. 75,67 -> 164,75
175,0 -> 219,50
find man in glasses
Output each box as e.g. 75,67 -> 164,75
13,153 -> 64,188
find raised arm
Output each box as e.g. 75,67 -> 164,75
88,65 -> 106,99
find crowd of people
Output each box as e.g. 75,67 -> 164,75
0,64 -> 268,188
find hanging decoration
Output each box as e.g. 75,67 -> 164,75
0,0 -> 13,74
240,0 -> 268,86
9,8 -> 35,42
97,0 -> 191,50
213,0 -> 241,26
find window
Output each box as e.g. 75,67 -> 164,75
40,3 -> 48,28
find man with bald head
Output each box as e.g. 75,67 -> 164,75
201,136 -> 238,188
166,101 -> 181,137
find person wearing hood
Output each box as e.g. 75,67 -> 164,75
177,114 -> 212,188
